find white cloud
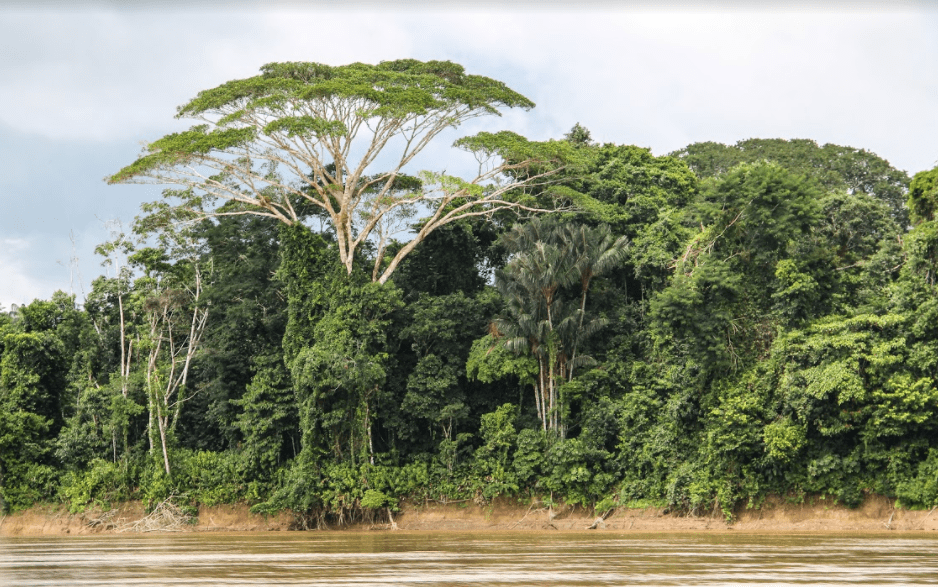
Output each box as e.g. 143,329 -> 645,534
0,237 -> 61,309
2,7 -> 936,172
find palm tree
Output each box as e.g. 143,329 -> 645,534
494,218 -> 628,436
563,223 -> 629,381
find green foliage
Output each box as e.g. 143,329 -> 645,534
542,437 -> 617,507
652,162 -> 822,373
467,334 -> 537,387
512,428 -> 549,485
574,143 -> 698,286
360,489 -> 391,510
173,450 -> 245,506
9,129 -> 938,522
454,132 -> 583,171
673,138 -> 910,226
763,417 -> 806,462
109,126 -> 257,182
904,221 -> 938,286
392,290 -> 498,445
0,463 -> 60,512
58,459 -> 137,512
233,355 -> 297,479
290,279 -> 402,465
278,223 -> 334,364
0,408 -> 53,511
1,331 -> 67,429
896,449 -> 938,508
391,218 -> 504,299
179,59 -> 534,122
0,329 -> 69,511
472,404 -> 519,499
908,166 -> 938,224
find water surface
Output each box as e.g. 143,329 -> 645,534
3,531 -> 937,586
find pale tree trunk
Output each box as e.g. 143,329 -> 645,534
116,291 -> 130,460
171,268 -> 208,431
155,397 -> 172,476
145,312 -> 163,461
366,398 -> 375,466
537,356 -> 548,432
567,276 -> 591,384
144,263 -> 210,478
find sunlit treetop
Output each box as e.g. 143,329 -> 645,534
109,60 -> 581,283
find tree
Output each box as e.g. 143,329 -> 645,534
131,220 -> 212,476
652,162 -> 822,375
176,210 -> 288,451
109,60 -> 580,284
393,290 -> 498,449
560,140 -> 698,293
908,166 -> 938,224
92,222 -> 136,410
0,330 -> 67,510
233,354 -> 297,479
671,138 -> 910,227
494,218 -> 627,435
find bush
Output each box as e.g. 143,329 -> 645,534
174,450 -> 245,506
542,438 -> 615,507
471,404 -> 518,500
58,458 -> 136,512
897,449 -> 938,508
1,463 -> 60,512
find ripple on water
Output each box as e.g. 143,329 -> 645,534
2,533 -> 937,586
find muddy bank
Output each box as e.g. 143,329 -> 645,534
389,494 -> 938,534
2,495 -> 936,536
0,502 -> 294,536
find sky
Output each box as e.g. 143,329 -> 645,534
1,2 -> 937,309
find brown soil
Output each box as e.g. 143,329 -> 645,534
0,501 -> 293,536
2,495 -> 936,536
385,494 -> 938,534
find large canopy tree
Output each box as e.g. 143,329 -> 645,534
110,60 -> 579,283
671,138 -> 910,227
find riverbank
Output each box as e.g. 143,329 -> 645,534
2,495 -> 936,536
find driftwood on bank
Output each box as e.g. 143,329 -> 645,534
586,507 -> 616,530
84,508 -> 120,530
119,497 -> 193,533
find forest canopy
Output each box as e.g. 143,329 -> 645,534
2,60 -> 937,522
108,60 -> 585,284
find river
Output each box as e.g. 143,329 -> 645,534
2,532 -> 937,585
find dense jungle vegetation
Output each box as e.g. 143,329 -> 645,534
2,61 -> 938,522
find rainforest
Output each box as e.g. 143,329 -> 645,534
2,60 -> 937,524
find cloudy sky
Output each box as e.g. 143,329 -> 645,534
1,2 -> 937,309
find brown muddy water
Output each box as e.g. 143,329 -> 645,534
2,532 -> 937,586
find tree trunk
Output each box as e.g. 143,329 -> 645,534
155,405 -> 172,476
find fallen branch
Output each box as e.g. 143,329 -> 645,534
586,517 -> 605,530
119,496 -> 193,533
883,510 -> 895,530
587,507 -> 616,530
918,505 -> 937,530
510,500 -> 545,530
84,508 -> 119,530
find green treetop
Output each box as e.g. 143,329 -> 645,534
110,60 -> 581,283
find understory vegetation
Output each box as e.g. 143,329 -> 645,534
3,61 -> 938,522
